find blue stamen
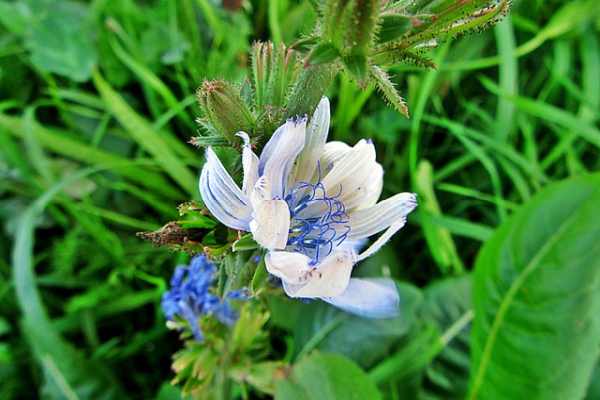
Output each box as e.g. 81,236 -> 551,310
284,164 -> 350,265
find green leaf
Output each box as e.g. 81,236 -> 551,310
251,259 -> 269,293
420,275 -> 473,399
26,1 -> 97,82
368,323 -> 441,385
368,278 -> 473,387
155,383 -> 184,400
189,135 -> 229,147
0,1 -> 31,35
479,76 -> 600,150
343,54 -> 368,83
307,42 -> 340,66
346,0 -> 380,55
177,215 -> 218,230
370,65 -> 409,117
378,14 -> 413,43
286,63 -> 337,119
585,362 -> 600,400
469,174 -> 600,399
231,361 -> 287,395
0,112 -> 184,200
275,352 -> 382,400
0,317 -> 10,336
293,283 -> 422,367
415,160 -> 464,275
232,233 -> 259,251
93,71 -> 196,196
13,167 -> 124,399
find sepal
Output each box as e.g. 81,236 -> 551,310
370,65 -> 409,117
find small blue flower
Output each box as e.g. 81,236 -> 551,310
161,255 -> 249,341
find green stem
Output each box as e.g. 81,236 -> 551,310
286,63 -> 338,118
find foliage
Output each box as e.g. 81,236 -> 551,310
469,174 -> 600,399
0,0 -> 599,399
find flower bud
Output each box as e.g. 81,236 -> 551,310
251,41 -> 299,109
347,0 -> 380,55
197,80 -> 255,145
343,0 -> 381,83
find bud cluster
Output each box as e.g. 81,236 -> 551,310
193,0 -> 509,145
306,0 -> 510,116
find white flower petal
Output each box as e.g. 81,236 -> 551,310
250,199 -> 290,250
321,140 -> 379,210
322,139 -> 375,186
342,162 -> 384,211
258,117 -> 306,198
281,248 -> 356,298
236,132 -> 259,197
265,251 -> 312,284
291,97 -> 330,183
321,278 -> 399,318
349,192 -> 417,240
361,165 -> 384,209
356,201 -> 416,262
199,147 -> 252,230
320,141 -> 351,175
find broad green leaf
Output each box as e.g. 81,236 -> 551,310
275,352 -> 381,400
469,174 -> 600,399
293,283 -> 422,367
26,1 -> 97,82
0,1 -> 31,35
586,362 -> 600,400
420,275 -> 473,399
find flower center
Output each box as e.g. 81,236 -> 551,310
284,177 -> 350,265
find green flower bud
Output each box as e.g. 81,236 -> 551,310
251,41 -> 299,110
347,0 -> 381,55
197,80 -> 255,145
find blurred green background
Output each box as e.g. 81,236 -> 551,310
1,0 -> 599,398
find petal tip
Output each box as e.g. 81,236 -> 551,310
287,114 -> 308,126
236,131 -> 251,145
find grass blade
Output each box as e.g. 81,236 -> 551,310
93,71 -> 197,196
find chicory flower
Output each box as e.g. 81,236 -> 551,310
199,97 -> 417,318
